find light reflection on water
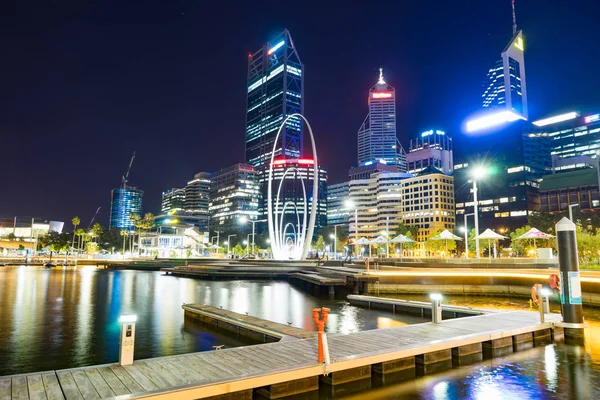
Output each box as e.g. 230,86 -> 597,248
0,266 -> 425,375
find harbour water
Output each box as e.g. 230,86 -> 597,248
0,266 -> 599,399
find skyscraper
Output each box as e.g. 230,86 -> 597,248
357,69 -> 406,170
407,129 -> 453,175
245,30 -> 303,168
481,2 -> 527,119
109,187 -> 143,229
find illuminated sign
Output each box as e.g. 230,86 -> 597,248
466,110 -> 523,132
422,129 -> 445,137
372,92 -> 393,99
272,158 -> 314,166
514,36 -> 524,51
532,112 -> 578,127
585,114 -> 600,124
268,40 -> 285,55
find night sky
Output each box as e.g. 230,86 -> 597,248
2,0 -> 599,227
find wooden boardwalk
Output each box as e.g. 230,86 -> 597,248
183,304 -> 317,340
0,311 -> 562,400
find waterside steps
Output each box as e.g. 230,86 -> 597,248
0,310 -> 567,400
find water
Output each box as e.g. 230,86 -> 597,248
0,266 -> 423,375
1,266 -> 600,399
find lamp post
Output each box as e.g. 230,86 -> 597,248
471,166 -> 488,259
243,240 -> 248,255
329,234 -> 335,258
463,213 -> 474,259
569,203 -> 579,222
345,200 -> 358,258
330,223 -> 347,260
226,234 -> 236,256
239,217 -> 267,256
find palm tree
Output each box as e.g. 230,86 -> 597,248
71,216 -> 80,252
120,229 -> 128,256
130,214 -> 141,254
75,228 -> 86,252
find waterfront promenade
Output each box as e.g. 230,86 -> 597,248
0,310 -> 563,400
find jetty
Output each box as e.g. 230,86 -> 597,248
0,309 -> 564,400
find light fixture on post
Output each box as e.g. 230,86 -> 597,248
463,213 -> 474,259
470,166 -> 489,259
345,199 -> 358,259
240,216 -> 267,256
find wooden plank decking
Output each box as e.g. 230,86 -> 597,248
0,311 -> 562,400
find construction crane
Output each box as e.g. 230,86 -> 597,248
121,151 -> 136,189
88,207 -> 101,229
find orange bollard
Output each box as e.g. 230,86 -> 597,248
312,307 -> 330,363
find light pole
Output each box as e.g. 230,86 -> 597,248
329,234 -> 335,258
471,166 -> 488,259
345,200 -> 358,259
239,217 -> 267,256
463,213 -> 474,259
330,223 -> 347,260
246,234 -> 251,255
569,203 -> 579,222
226,234 -> 236,256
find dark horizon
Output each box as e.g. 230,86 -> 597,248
2,0 -> 599,227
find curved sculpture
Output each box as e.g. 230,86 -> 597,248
267,113 -> 319,260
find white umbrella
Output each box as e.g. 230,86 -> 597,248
429,229 -> 463,258
369,236 -> 389,258
474,229 -> 508,259
514,227 -> 555,255
390,234 -> 415,257
354,237 -> 370,257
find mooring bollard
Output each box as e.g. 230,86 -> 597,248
430,293 -> 443,324
312,307 -> 331,364
556,217 -> 585,341
533,284 -> 545,323
118,315 -> 137,366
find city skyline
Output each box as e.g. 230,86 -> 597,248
2,1 -> 600,224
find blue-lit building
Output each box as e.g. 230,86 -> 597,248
245,29 -> 303,168
481,30 -> 528,120
357,69 -> 406,171
109,187 -> 143,229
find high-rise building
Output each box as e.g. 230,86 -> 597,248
259,158 -> 328,231
407,129 -> 453,175
481,29 -> 527,119
327,182 -> 350,226
539,168 -> 600,214
357,69 -> 406,170
109,187 -> 143,229
209,163 -> 260,232
155,173 -> 212,232
525,111 -> 600,172
348,162 -> 399,180
161,188 -> 186,214
245,30 -> 303,168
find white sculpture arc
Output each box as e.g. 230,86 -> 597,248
267,113 -> 319,260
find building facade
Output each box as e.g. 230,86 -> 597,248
357,69 -> 406,170
482,30 -> 528,119
400,166 -> 455,242
209,163 -> 260,232
327,182 -> 350,226
245,30 -> 303,168
539,168 -> 600,214
109,187 -> 143,229
161,188 -> 186,214
407,129 -> 453,175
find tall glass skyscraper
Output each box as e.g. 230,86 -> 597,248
245,30 -> 303,167
482,30 -> 528,119
357,69 -> 406,170
109,187 -> 143,229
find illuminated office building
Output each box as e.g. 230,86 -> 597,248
327,182 -> 350,226
109,187 -> 143,229
407,129 -> 453,174
245,30 -> 303,168
161,188 -> 186,214
482,30 -> 528,119
357,69 -> 406,170
209,163 -> 260,232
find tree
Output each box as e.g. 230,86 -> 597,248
99,228 -> 122,251
394,223 -> 418,239
85,242 -> 99,254
91,223 -> 103,241
120,229 -> 128,255
71,216 -> 80,251
232,243 -> 244,256
7,233 -> 16,241
425,229 -> 456,256
75,229 -> 86,252
314,235 -> 325,252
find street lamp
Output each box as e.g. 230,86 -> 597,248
463,213 -> 474,259
471,166 -> 488,258
239,216 -> 267,256
226,234 -> 236,256
569,203 -> 579,222
345,199 -> 358,258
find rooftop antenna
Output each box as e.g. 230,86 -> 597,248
512,0 -> 517,35
378,67 -> 385,85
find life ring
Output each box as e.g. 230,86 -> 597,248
531,285 -> 539,305
549,274 -> 560,293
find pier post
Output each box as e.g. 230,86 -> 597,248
312,307 -> 330,364
555,217 -> 585,342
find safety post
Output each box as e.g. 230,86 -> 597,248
430,293 -> 443,324
118,315 -> 137,366
312,307 -> 331,364
556,217 -> 585,342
